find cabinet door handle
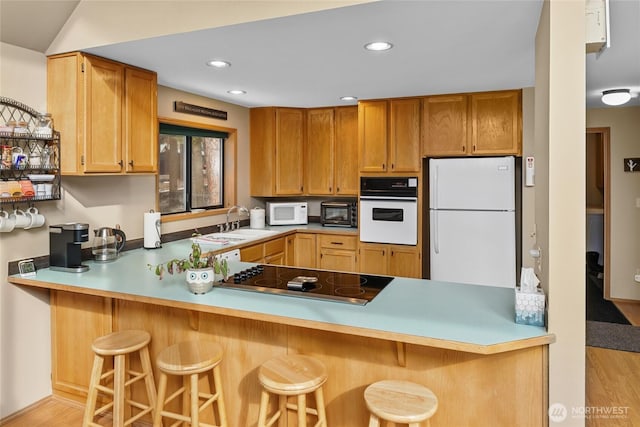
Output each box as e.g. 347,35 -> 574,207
391,163 -> 395,170
336,187 -> 340,193
331,242 -> 343,245
128,160 -> 134,167
462,145 -> 466,152
473,145 -> 477,152
118,160 -> 123,168
381,250 -> 385,256
382,163 -> 385,169
329,187 -> 332,192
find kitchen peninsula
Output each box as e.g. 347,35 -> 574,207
9,231 -> 554,426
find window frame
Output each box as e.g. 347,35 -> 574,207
157,117 -> 237,222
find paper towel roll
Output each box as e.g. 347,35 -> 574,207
144,210 -> 162,249
250,207 -> 265,229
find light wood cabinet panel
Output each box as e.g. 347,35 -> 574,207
359,99 -> 420,174
240,243 -> 264,263
389,245 -> 421,278
51,291 -> 112,399
334,107 -> 359,195
47,52 -> 158,175
285,235 -> 296,266
265,252 -> 285,265
318,234 -> 358,272
319,248 -> 357,272
359,243 -> 421,278
250,107 -> 304,196
358,243 -> 389,276
358,100 -> 388,172
470,90 -> 521,155
389,98 -> 421,172
124,67 -> 158,173
84,55 -> 124,173
275,108 -> 305,194
422,94 -> 468,156
305,108 -> 335,195
293,233 -> 317,268
422,90 -> 521,157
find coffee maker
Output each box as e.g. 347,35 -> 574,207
49,223 -> 90,272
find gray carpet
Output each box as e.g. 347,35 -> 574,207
586,320 -> 640,353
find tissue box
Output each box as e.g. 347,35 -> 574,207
515,287 -> 546,326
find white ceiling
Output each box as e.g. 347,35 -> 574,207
1,0 -> 639,109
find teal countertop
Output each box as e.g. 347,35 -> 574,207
9,231 -> 553,354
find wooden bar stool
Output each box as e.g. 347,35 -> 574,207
364,380 -> 438,427
153,340 -> 228,427
257,354 -> 328,427
83,330 -> 157,427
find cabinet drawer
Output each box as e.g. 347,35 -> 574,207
264,237 -> 285,257
240,244 -> 263,262
318,234 -> 357,250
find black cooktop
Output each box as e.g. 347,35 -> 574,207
219,264 -> 393,305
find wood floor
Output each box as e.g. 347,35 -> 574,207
2,347 -> 639,427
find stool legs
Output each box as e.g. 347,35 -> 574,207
153,367 -> 227,426
83,342 -> 156,427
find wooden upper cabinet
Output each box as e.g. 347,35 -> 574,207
422,90 -> 521,157
47,52 -> 157,175
359,100 -> 388,172
275,108 -> 305,194
422,94 -> 468,157
334,107 -> 358,195
470,90 -> 521,155
389,98 -> 421,172
124,67 -> 158,173
250,107 -> 304,196
83,55 -> 124,173
306,108 -> 335,195
303,106 -> 358,196
359,99 -> 420,174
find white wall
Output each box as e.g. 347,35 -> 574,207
0,42 -> 52,418
587,106 -> 640,300
535,1 -> 586,425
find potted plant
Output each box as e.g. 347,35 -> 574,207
148,241 -> 228,294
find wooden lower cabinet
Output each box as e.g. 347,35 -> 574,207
51,296 -> 548,426
317,234 -> 357,272
359,243 -> 421,278
50,291 -> 112,400
290,233 -> 317,268
240,237 -> 286,264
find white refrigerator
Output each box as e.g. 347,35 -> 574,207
429,156 -> 516,288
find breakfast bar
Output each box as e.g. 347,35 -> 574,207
9,237 -> 554,426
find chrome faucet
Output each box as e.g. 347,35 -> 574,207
225,205 -> 249,231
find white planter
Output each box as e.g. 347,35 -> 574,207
185,267 -> 216,294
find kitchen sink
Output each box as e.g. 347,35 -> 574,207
225,228 -> 279,237
194,228 -> 279,245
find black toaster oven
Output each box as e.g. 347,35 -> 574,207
320,200 -> 357,228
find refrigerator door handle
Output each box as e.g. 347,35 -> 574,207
433,210 -> 439,254
433,164 -> 439,209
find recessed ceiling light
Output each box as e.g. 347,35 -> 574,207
340,96 -> 358,101
207,60 -> 231,68
364,41 -> 393,51
227,90 -> 246,95
601,89 -> 631,106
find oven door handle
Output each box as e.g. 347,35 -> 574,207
359,197 -> 417,203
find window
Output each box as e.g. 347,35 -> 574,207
159,123 -> 228,215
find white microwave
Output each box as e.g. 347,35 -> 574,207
266,202 -> 308,226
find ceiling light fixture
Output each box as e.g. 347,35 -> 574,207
207,60 -> 231,68
364,41 -> 393,51
227,90 -> 246,95
601,89 -> 631,106
340,96 -> 358,101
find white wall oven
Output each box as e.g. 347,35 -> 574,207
359,177 -> 418,245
